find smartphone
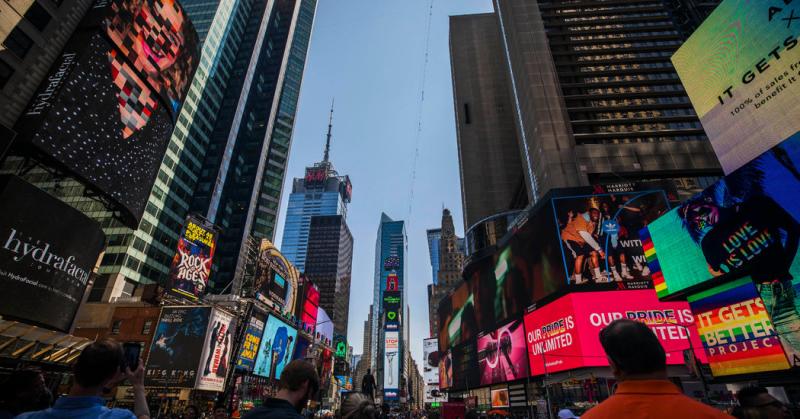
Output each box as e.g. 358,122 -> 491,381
123,342 -> 141,370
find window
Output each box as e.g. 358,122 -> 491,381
3,27 -> 34,59
142,320 -> 153,335
0,59 -> 13,89
87,275 -> 110,302
24,2 -> 52,31
111,320 -> 122,335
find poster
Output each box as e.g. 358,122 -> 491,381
383,330 -> 400,392
477,319 -> 529,385
145,306 -> 210,387
253,315 -> 298,379
423,338 -> 439,385
235,310 -> 267,372
672,0 -> 800,173
196,308 -> 236,391
491,388 -> 510,408
168,216 -> 218,300
688,277 -> 792,376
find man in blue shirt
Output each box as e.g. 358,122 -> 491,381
18,339 -> 150,419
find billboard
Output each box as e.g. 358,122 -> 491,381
688,277 -> 792,376
15,0 -> 199,226
300,280 -> 319,333
168,216 -> 218,301
671,0 -> 800,173
477,318 -> 529,385
523,290 -> 706,376
423,338 -> 439,385
196,308 -> 236,391
643,129 -> 800,343
452,341 -> 479,391
491,388 -> 510,408
383,331 -> 400,391
145,306 -> 210,387
334,335 -> 348,358
293,335 -> 311,361
439,350 -> 453,389
253,315 -> 298,379
253,240 -> 299,313
0,175 -> 105,332
235,309 -> 267,372
384,256 -> 400,270
316,307 -> 333,343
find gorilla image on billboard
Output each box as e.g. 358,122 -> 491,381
15,0 -> 199,226
553,190 -> 669,286
145,306 -> 210,388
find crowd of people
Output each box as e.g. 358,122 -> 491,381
0,322 -> 794,419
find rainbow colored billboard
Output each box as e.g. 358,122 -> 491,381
672,0 -> 800,173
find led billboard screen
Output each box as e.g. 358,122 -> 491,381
253,240 -> 298,313
168,216 -> 218,301
383,330 -> 400,392
523,290 -> 706,376
15,0 -> 199,226
235,309 -> 267,372
316,307 -> 333,343
491,388 -> 510,408
293,335 -> 311,361
423,338 -> 439,385
253,315 -> 297,379
145,306 -> 210,387
439,350 -> 452,389
644,130 -> 800,354
196,308 -> 236,391
477,319 -> 529,385
672,0 -> 800,173
451,341 -> 478,391
0,175 -> 105,332
688,277 -> 792,376
301,280 -> 319,333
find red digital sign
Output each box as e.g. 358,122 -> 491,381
305,167 -> 327,185
523,290 -> 706,376
301,283 -> 320,333
386,273 -> 399,291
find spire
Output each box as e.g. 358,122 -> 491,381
323,98 -> 334,163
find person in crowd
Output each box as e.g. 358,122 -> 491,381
557,408 -> 580,419
0,369 -> 52,418
212,404 -> 230,419
181,405 -> 200,419
581,319 -> 732,419
735,386 -> 793,419
17,339 -> 150,419
242,360 -> 320,419
341,393 -> 377,419
361,369 -> 377,402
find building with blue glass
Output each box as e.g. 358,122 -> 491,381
426,228 -> 441,286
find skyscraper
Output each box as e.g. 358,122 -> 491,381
304,214 -> 353,336
280,106 -> 352,272
427,209 -> 465,339
425,228 -> 441,286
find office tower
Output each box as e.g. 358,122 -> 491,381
280,107 -> 352,272
425,228 -> 441,285
190,0 -> 319,293
353,305 -> 372,392
449,13 -> 530,232
304,214 -> 354,336
427,209 -> 465,339
371,213 -> 407,399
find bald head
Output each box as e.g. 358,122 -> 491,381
599,319 -> 666,378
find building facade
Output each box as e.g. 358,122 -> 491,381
426,228 -> 441,286
304,214 -> 354,336
427,209 -> 465,339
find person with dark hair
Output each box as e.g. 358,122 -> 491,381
341,393 -> 377,419
735,386 -> 792,418
212,404 -> 230,419
243,360 -> 320,419
0,369 -> 52,418
582,319 -> 731,419
17,339 -> 150,419
362,368 -> 376,402
181,405 -> 200,419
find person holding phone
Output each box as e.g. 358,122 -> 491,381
17,339 -> 151,419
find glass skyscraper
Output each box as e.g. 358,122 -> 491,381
426,228 -> 441,286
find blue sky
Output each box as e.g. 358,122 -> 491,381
274,0 -> 493,369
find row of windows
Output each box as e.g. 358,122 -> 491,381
588,108 -> 697,120
562,20 -> 674,33
571,39 -> 681,51
552,2 -> 662,14
579,72 -> 677,83
565,30 -> 678,42
562,11 -> 669,24
577,134 -> 708,146
574,120 -> 703,134
575,51 -> 673,62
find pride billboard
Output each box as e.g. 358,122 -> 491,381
477,319 -> 529,385
672,0 -> 800,173
688,277 -> 792,376
523,290 -> 705,376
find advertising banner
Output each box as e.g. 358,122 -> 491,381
235,310 -> 267,372
643,132 -> 800,358
300,281 -> 319,333
688,277 -> 792,376
334,335 -> 348,358
168,216 -> 218,301
316,307 -> 333,343
383,331 -> 400,391
253,315 -> 298,379
477,319 -> 529,385
145,306 -> 210,387
439,350 -> 453,389
491,388 -> 510,408
0,175 -> 105,332
423,338 -> 439,385
523,290 -> 706,376
196,308 -> 236,391
15,0 -> 199,226
253,240 -> 299,314
672,0 -> 800,173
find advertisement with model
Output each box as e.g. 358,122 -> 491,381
14,0 -> 199,226
0,175 -> 106,332
196,308 -> 236,391
168,215 -> 218,301
145,306 -> 211,387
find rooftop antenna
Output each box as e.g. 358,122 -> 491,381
323,98 -> 334,163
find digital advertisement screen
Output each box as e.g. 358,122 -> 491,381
292,335 -> 311,361
423,338 -> 440,385
316,308 -> 333,343
196,308 -> 236,391
253,315 -> 298,379
644,129 -> 800,352
477,319 -> 529,385
383,330 -> 400,392
334,335 -> 347,358
15,0 -> 199,226
688,277 -> 792,376
235,310 -> 267,372
253,240 -> 298,313
0,175 -> 105,332
523,290 -> 706,376
671,0 -> 800,174
452,340 -> 478,391
169,216 -> 218,301
145,306 -> 210,388
301,281 -> 319,333
439,350 -> 453,389
491,388 -> 510,408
